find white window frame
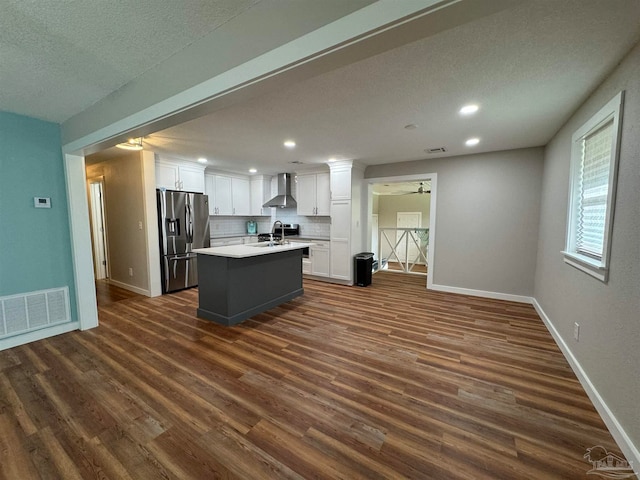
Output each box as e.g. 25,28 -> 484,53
562,91 -> 624,282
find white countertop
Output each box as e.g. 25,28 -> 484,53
194,242 -> 314,259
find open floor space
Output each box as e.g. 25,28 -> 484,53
0,272 -> 623,479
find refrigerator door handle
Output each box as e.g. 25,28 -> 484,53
185,204 -> 194,244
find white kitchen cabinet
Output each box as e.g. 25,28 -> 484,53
214,176 -> 233,215
329,166 -> 352,200
330,239 -> 350,280
205,174 -> 232,215
250,175 -> 272,216
231,177 -> 251,216
179,164 -> 206,192
310,240 -> 330,277
302,258 -> 311,274
156,159 -> 205,192
296,172 -> 330,216
156,162 -> 180,190
330,200 -> 352,281
206,173 -> 254,216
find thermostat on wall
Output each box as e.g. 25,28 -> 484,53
34,197 -> 51,208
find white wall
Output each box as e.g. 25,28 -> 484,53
365,147 -> 544,297
534,42 -> 640,459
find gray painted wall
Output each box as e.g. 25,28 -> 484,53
366,147 -> 544,297
86,153 -> 151,293
534,43 -> 640,450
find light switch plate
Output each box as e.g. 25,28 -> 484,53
34,197 -> 51,208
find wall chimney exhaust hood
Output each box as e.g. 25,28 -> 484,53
263,173 -> 297,209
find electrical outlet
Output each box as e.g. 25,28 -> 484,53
574,322 -> 580,341
128,267 -> 133,277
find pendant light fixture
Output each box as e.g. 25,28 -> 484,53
116,137 -> 143,151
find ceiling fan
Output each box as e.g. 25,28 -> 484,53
397,182 -> 431,195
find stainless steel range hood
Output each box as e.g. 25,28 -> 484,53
263,173 -> 297,208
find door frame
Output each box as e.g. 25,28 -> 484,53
88,177 -> 109,280
363,173 -> 437,290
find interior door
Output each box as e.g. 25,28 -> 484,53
89,180 -> 108,279
396,212 -> 422,262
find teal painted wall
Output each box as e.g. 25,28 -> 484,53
0,111 -> 76,319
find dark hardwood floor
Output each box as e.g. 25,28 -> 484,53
95,279 -> 143,306
0,272 -> 626,479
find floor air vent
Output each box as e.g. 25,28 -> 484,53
0,287 -> 70,339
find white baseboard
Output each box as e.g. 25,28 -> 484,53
430,283 -> 533,304
532,299 -> 639,475
107,279 -> 151,297
0,322 -> 80,351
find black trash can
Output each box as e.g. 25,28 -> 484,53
354,252 -> 374,287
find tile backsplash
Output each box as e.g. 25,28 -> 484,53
209,211 -> 330,238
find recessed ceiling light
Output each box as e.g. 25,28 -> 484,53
284,140 -> 296,149
328,157 -> 337,163
249,168 -> 257,173
465,137 -> 480,146
197,157 -> 208,164
460,104 -> 479,115
404,124 -> 418,130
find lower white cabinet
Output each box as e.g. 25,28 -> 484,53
310,241 -> 330,277
330,200 -> 352,281
302,258 -> 311,274
329,239 -> 350,280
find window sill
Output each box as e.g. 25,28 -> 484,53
562,251 -> 608,283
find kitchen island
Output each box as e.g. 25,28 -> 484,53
193,242 -> 313,326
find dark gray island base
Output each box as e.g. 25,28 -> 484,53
196,248 -> 304,326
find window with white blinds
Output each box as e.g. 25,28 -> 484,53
575,121 -> 613,259
563,91 -> 623,283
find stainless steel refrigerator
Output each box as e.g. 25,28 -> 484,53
157,189 -> 210,293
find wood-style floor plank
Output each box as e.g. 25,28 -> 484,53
0,272 -> 628,479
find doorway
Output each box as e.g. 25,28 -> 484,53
396,211 -> 422,263
88,178 -> 109,280
365,173 -> 437,289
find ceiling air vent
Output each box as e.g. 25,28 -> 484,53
289,160 -> 304,164
425,147 -> 447,154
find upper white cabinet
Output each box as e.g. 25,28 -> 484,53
231,177 -> 250,216
296,172 -> 330,216
250,175 -> 272,216
329,165 -> 352,200
206,174 -> 231,215
156,159 -> 205,193
205,173 -> 252,216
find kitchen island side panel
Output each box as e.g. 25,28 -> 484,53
196,250 -> 303,326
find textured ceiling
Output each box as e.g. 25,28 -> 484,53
0,0 -> 258,122
125,0 -> 639,174
3,0 -> 639,175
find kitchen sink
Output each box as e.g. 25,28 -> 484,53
245,241 -> 307,248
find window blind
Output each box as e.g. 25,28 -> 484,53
576,120 -> 613,259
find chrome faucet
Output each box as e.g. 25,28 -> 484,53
272,220 -> 286,244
